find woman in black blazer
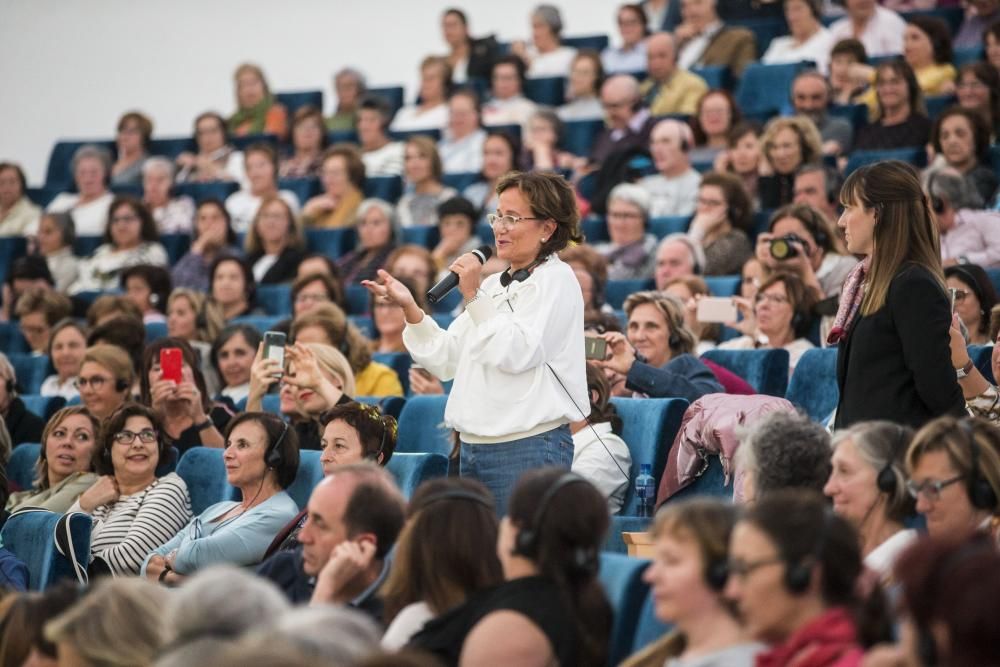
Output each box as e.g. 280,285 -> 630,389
244,196 -> 306,284
830,160 -> 964,429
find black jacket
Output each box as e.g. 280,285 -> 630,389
835,263 -> 965,429
248,247 -> 306,285
6,397 -> 44,448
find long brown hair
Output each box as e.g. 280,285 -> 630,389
840,161 -> 945,315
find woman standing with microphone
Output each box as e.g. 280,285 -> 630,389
363,171 -> 586,513
831,160 -> 964,428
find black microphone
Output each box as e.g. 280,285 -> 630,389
426,245 -> 493,304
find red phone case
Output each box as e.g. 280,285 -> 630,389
160,348 -> 182,384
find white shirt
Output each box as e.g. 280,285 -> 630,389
403,255 -> 587,441
390,104 -> 449,133
678,21 -> 724,71
482,96 -> 538,130
527,46 -> 577,77
381,601 -> 434,650
221,382 -> 250,405
252,254 -> 279,283
761,27 -> 835,74
45,192 -> 114,237
224,189 -> 300,234
601,42 -> 648,75
40,375 -> 79,401
439,129 -> 486,174
557,97 -> 604,122
638,168 -> 702,217
571,421 -> 632,514
865,528 -> 917,579
940,209 -> 1000,269
362,142 -> 405,177
829,6 -> 906,57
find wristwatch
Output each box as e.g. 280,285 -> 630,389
956,358 -> 975,379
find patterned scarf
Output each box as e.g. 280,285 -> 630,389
228,93 -> 274,135
827,256 -> 871,345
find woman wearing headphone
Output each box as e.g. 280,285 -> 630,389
77,345 -> 135,421
905,416 -> 1000,542
944,264 -> 997,346
409,468 -> 611,667
622,498 -> 763,667
364,171 -> 588,514
142,412 -> 300,584
832,160 -> 964,429
824,421 -> 918,579
725,489 -> 882,666
70,403 -> 192,576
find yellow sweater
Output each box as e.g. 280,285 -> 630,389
355,361 -> 404,397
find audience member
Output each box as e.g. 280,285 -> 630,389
481,56 -> 538,129
561,243 -> 611,313
688,171 -> 753,275
279,106 -> 326,179
674,0 -> 756,76
663,276 -> 722,352
825,421 -> 918,578
381,478 -> 502,649
829,0 -> 906,57
955,0 -> 1000,48
71,403 -> 192,576
0,351 -> 45,446
829,38 -> 871,106
87,314 -> 146,378
0,162 -> 40,237
640,33 -> 707,116
758,116 -> 823,209
791,71 -> 854,156
793,163 -> 843,222
34,211 -> 79,291
906,415 -> 1000,541
210,324 -> 261,407
929,169 -> 1000,271
595,183 -> 658,280
463,132 -> 519,214
570,363 -> 631,512
740,256 -> 764,302
956,62 -> 1000,140
110,110 -> 151,187
588,74 -> 655,169
558,50 -> 605,121
643,0 -> 682,30
142,157 -> 195,235
143,412 -> 299,582
209,255 -> 258,321
903,16 -> 957,97
171,198 -> 241,291
244,196 -> 306,284
602,4 -> 649,75
228,63 -> 288,141
302,144 -> 366,228
391,56 -> 452,132
654,234 -> 704,290
6,406 -> 99,513
931,107 -> 998,204
511,4 -> 577,77
86,293 -> 141,328
439,89 -> 486,174
14,287 -> 71,354
384,245 -> 436,298
432,196 -> 483,279
77,345 -> 134,421
854,60 -> 932,151
175,111 -> 246,184
521,109 -> 567,172
985,21 -> 1000,75
120,264 -> 171,325
372,276 -> 424,353
337,198 -> 399,283
945,264 -> 997,345
357,96 -> 405,178
225,143 -> 301,234
326,67 -> 366,132
638,119 -> 701,217
597,291 -> 724,402
689,90 -> 742,165
45,144 -> 114,236
715,121 -> 762,206
622,499 -> 762,667
291,271 -> 347,319
40,319 -> 87,399
762,0 -> 833,72
410,469 -> 611,667
398,137 -> 458,228
440,8 -> 500,83
166,289 -> 225,372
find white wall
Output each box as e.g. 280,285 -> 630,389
0,0 -> 620,185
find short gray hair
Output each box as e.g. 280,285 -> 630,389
658,233 -> 706,275
257,606 -> 380,662
533,4 -> 564,36
71,144 -> 112,176
357,197 -> 400,242
142,156 -> 175,178
831,420 -> 915,522
335,67 -> 367,91
608,182 -> 651,219
736,411 -> 831,498
926,166 -> 984,210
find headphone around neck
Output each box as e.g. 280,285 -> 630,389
500,256 -> 546,287
513,473 -> 598,575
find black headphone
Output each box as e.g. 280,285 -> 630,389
513,473 -> 598,575
784,508 -> 833,594
368,416 -> 388,463
115,378 -> 130,393
266,419 -> 289,469
500,257 -> 545,287
927,170 -> 945,214
667,329 -> 681,350
415,489 -> 493,511
959,419 -> 999,511
876,424 -> 908,495
704,554 -> 730,592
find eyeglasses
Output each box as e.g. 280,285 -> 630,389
487,213 -> 543,232
114,429 -> 158,445
110,214 -> 139,225
75,375 -> 111,390
754,293 -> 790,305
906,475 -> 964,501
952,289 -> 969,303
697,196 -> 725,207
294,293 -> 329,305
726,557 -> 783,579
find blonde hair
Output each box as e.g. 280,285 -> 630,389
244,196 -> 305,256
291,303 -> 372,375
303,342 -> 356,399
761,116 -> 824,170
907,416 -> 1000,515
82,344 -> 135,389
622,291 -> 697,355
167,288 -> 224,343
233,62 -> 271,99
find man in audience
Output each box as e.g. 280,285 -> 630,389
639,33 -> 708,116
735,410 -> 832,503
256,464 -> 405,619
481,55 -> 537,130
639,119 -> 702,218
674,0 -> 757,76
828,0 -> 905,57
928,167 -> 1000,269
793,164 -> 842,223
0,257 -> 56,323
954,0 -> 999,49
14,288 -> 72,355
588,75 -> 655,169
790,71 -> 853,156
654,234 -> 705,290
357,95 -> 404,178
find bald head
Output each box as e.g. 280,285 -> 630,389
601,75 -> 642,129
646,33 -> 677,81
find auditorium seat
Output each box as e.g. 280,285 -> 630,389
368,86 -> 406,117
356,395 -> 407,420
345,284 -> 371,315
611,398 -> 689,517
735,62 -> 812,116
704,275 -> 741,297
279,177 -> 321,204
431,313 -> 454,330
598,553 -> 651,666
285,450 -> 326,511
176,447 -> 232,515
148,136 -> 196,160
231,315 -> 283,334
161,233 -> 192,265
926,94 -> 957,120
8,442 -> 41,491
10,354 -> 50,395
275,90 -> 324,117
562,34 -> 610,52
1,509 -> 91,590
562,119 -> 605,157
785,347 -> 839,422
442,172 -> 481,192
829,103 -> 868,131
73,235 -> 103,257
327,129 -> 359,145
400,225 -> 440,249
845,147 -> 927,176
482,123 -> 522,140
0,322 -> 27,357
305,227 -> 356,258
395,395 -> 451,456
257,284 -> 293,317
731,16 -> 790,54
372,352 -> 413,395
231,133 -> 278,151
173,180 -> 240,203
145,321 -> 168,344
900,6 -> 963,33
649,216 -> 690,238
631,589 -> 673,656
691,65 -> 730,91
605,279 -> 654,310
524,76 -> 566,107
21,395 -> 66,422
701,348 -> 790,396
24,187 -> 61,209
430,288 -> 463,314
389,128 -> 442,143
363,175 -> 404,204
968,344 -> 996,385
45,139 -> 114,190
386,452 -> 449,499
580,217 -> 609,243
261,394 -> 281,414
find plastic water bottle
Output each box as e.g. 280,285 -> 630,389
635,464 -> 655,518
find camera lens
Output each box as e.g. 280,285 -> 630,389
770,237 -> 798,260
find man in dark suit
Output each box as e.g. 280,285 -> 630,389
588,75 -> 657,169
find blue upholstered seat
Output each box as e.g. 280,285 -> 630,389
20,395 -> 66,421
701,348 -> 790,397
385,452 -> 449,499
598,553 -> 651,666
735,62 -> 812,116
257,284 -> 293,317
230,315 -> 283,334
785,348 -> 839,422
363,176 -> 404,204
649,216 -> 690,238
275,90 -> 324,116
1,509 -> 92,590
372,352 -> 412,395
631,589 -> 674,655
285,450 -> 326,511
305,227 -> 356,258
173,180 -> 240,203
356,395 -> 407,420
10,354 -> 50,395
666,455 -> 734,502
524,76 -> 566,107
845,147 -> 927,176
395,395 -> 451,456
704,275 -> 741,297
145,321 -> 168,344
175,447 -> 233,515
605,279 -> 654,310
8,443 -> 41,491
